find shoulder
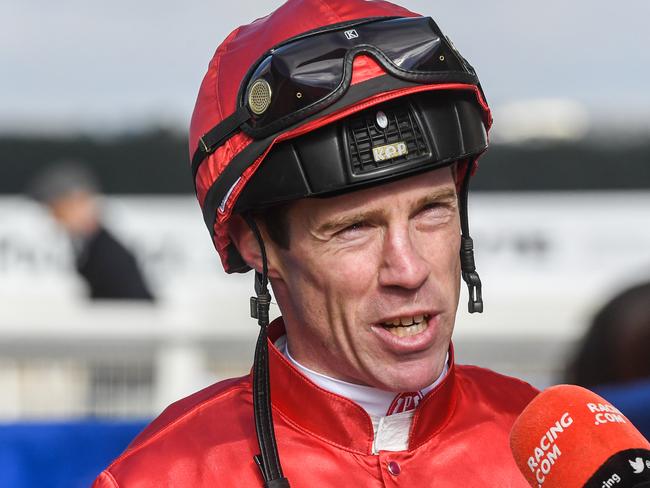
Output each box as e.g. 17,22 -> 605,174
95,374 -> 257,486
100,374 -> 254,479
455,364 -> 539,412
127,374 -> 251,452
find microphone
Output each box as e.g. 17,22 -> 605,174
510,384 -> 650,488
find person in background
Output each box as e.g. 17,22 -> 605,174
29,161 -> 154,301
565,281 -> 650,437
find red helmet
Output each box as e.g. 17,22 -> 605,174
190,0 -> 491,276
189,2 -> 491,485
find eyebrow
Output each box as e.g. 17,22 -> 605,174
316,187 -> 458,234
411,187 -> 458,214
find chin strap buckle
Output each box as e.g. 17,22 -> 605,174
250,271 -> 272,326
250,292 -> 271,326
460,236 -> 484,314
462,270 -> 483,314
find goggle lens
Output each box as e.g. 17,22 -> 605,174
242,17 -> 476,135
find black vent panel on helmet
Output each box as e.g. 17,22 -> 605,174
345,100 -> 431,177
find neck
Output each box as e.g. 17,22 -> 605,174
275,335 -> 448,418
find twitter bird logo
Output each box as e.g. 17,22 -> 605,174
629,457 -> 645,474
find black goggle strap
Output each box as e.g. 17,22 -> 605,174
191,105 -> 251,183
242,214 -> 291,488
459,159 -> 484,314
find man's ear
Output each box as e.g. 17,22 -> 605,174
228,214 -> 282,279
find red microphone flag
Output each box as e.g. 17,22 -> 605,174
510,384 -> 650,488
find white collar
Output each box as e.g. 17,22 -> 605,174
275,335 -> 449,418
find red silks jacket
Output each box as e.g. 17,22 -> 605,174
94,320 -> 538,487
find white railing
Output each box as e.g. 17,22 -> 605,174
1,193 -> 648,419
0,299 -> 263,419
0,299 -> 576,420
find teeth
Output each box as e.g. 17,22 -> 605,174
399,316 -> 414,326
381,315 -> 429,337
384,315 -> 427,327
386,321 -> 427,337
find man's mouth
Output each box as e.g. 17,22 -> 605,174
380,314 -> 429,338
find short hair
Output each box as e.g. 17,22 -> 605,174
253,202 -> 292,250
28,160 -> 98,204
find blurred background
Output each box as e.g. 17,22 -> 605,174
1,1 -> 650,486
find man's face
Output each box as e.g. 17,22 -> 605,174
267,167 -> 461,392
48,190 -> 99,237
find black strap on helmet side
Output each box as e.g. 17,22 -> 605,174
242,214 -> 291,488
191,105 -> 252,183
459,159 -> 483,313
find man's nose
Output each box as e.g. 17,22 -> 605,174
378,226 -> 429,290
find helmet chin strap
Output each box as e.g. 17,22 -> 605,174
459,159 -> 484,314
242,214 -> 291,488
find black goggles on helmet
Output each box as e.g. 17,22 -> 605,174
194,16 -> 481,166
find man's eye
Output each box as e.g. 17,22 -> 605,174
420,203 -> 441,213
418,202 -> 454,218
337,221 -> 367,236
